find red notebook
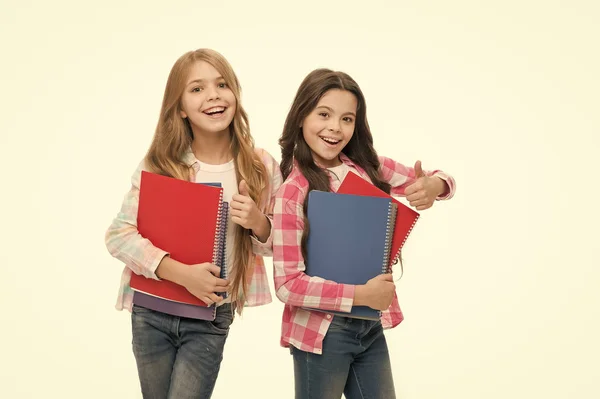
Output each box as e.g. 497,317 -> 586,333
129,171 -> 224,306
337,171 -> 420,270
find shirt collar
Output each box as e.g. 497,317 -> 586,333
289,152 -> 363,179
181,146 -> 201,176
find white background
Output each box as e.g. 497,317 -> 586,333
1,0 -> 598,398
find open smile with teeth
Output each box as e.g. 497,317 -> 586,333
320,136 -> 342,145
203,106 -> 227,116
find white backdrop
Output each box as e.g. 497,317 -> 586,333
1,1 -> 598,398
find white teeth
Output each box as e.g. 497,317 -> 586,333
205,106 -> 225,114
321,137 -> 340,144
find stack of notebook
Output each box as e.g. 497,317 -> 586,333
304,171 -> 420,320
128,171 -> 228,321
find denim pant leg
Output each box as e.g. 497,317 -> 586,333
291,315 -> 396,399
291,316 -> 360,399
344,322 -> 396,399
131,304 -> 178,399
131,303 -> 234,399
168,304 -> 233,399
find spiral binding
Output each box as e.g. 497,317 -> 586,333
389,212 -> 420,267
212,190 -> 225,267
382,202 -> 398,273
214,200 -> 228,299
219,203 -> 229,281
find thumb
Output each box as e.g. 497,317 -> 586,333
414,160 -> 425,178
238,179 -> 249,196
379,273 -> 394,282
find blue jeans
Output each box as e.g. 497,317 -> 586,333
291,316 -> 396,399
131,303 -> 234,399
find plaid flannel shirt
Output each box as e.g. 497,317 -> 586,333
273,153 -> 456,354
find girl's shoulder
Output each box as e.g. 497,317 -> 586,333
275,167 -> 309,202
127,158 -> 150,188
254,147 -> 280,172
254,148 -> 283,194
253,147 -> 277,163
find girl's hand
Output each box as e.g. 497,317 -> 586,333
354,274 -> 396,311
405,160 -> 448,211
231,180 -> 270,242
182,262 -> 229,306
230,180 -> 264,230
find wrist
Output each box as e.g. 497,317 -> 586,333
434,176 -> 448,197
353,285 -> 368,307
250,213 -> 263,232
251,214 -> 270,242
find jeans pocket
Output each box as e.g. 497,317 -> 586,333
209,305 -> 233,334
132,304 -> 152,314
131,304 -> 157,322
327,315 -> 351,332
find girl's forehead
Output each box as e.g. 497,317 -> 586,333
315,89 -> 357,111
186,61 -> 223,82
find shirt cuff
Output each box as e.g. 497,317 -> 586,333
250,216 -> 274,255
146,250 -> 169,280
432,172 -> 453,200
336,284 -> 356,313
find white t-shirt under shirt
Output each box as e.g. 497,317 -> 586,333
194,159 -> 237,306
326,162 -> 350,183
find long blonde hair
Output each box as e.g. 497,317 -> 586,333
145,48 -> 267,309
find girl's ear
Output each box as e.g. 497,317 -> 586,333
180,110 -> 187,118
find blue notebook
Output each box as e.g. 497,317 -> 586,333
132,182 -> 228,320
304,190 -> 397,320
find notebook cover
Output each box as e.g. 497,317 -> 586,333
304,190 -> 395,320
129,172 -> 223,306
132,291 -> 216,320
337,171 -> 420,270
131,183 -> 230,320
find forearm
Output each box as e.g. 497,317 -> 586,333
155,256 -> 188,285
105,222 -> 168,280
274,268 -> 356,312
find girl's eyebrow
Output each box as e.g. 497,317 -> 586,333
186,76 -> 224,85
315,105 -> 356,117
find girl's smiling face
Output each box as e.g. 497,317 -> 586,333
301,89 -> 357,168
179,60 -> 236,137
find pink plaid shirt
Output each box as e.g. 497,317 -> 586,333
105,147 -> 282,313
273,153 -> 456,354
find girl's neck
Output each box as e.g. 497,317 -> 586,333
191,130 -> 233,165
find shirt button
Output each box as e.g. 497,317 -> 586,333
326,314 -> 332,319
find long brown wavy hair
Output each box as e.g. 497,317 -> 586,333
279,68 -> 396,265
144,48 -> 267,308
